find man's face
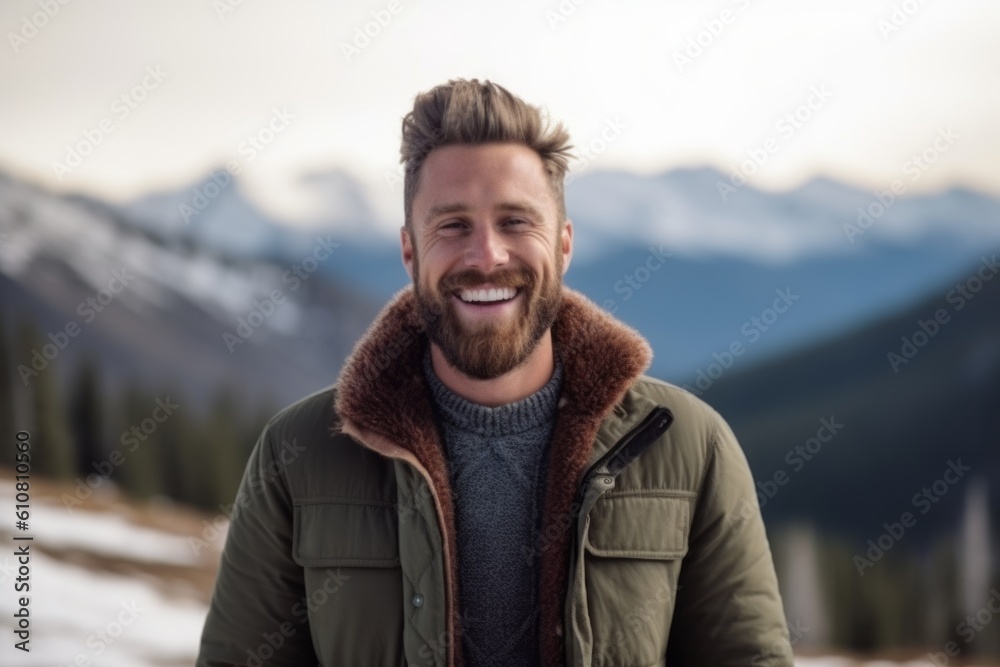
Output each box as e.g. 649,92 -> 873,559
401,142 -> 573,380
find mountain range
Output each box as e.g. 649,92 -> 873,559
1,163 -> 997,415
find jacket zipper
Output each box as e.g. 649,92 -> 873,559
574,406 -> 674,504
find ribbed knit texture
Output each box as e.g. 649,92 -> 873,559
422,346 -> 563,667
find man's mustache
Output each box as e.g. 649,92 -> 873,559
440,267 -> 535,292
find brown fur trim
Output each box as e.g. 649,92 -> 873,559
333,284 -> 652,667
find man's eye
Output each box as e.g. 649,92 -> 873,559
505,218 -> 528,226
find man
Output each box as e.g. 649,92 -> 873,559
197,79 -> 792,667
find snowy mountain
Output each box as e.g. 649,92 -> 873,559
566,167 -> 1000,262
120,165 -> 385,262
0,169 -> 379,410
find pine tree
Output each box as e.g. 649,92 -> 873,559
203,385 -> 246,510
0,315 -> 15,444
17,322 -> 75,480
69,359 -> 104,477
174,408 -> 213,508
115,384 -> 164,500
152,383 -> 189,503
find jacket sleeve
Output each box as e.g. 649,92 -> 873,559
665,412 -> 793,666
196,422 -> 320,667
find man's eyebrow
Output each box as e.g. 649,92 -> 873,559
494,201 -> 544,218
425,202 -> 468,222
423,200 -> 544,224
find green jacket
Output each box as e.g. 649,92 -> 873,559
197,286 -> 792,667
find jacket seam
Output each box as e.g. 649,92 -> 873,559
585,547 -> 687,560
692,422 -> 719,516
600,489 -> 697,500
264,423 -> 294,505
293,496 -> 395,507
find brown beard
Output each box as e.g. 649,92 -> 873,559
413,248 -> 563,380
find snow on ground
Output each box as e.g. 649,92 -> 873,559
0,547 -> 207,666
0,478 -> 214,666
0,485 -> 202,568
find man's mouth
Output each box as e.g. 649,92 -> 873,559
455,286 -> 519,304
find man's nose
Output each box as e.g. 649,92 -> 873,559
464,225 -> 509,272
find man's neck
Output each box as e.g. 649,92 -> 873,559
429,332 -> 556,408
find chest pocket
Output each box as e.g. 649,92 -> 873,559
292,500 -> 403,667
583,491 -> 693,667
294,500 -> 400,566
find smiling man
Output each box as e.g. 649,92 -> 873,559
197,79 -> 792,667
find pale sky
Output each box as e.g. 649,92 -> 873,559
1,0 -> 998,227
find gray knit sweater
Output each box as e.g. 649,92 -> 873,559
422,347 -> 563,667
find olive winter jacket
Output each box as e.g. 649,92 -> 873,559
196,285 -> 792,667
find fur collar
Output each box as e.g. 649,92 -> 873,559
333,283 -> 652,666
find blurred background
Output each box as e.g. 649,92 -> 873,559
1,0 -> 998,664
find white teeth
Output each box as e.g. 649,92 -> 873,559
459,287 -> 517,303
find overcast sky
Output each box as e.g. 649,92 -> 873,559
1,0 -> 997,226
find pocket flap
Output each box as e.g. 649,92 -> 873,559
586,493 -> 691,559
293,501 -> 400,567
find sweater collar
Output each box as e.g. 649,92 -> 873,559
421,344 -> 565,437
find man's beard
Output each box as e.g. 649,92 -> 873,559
413,252 -> 563,380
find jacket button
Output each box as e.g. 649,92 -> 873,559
412,594 -> 424,608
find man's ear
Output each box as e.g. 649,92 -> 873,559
401,225 -> 414,281
560,219 -> 574,276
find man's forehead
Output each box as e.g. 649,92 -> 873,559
415,145 -> 558,223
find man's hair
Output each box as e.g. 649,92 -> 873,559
400,78 -> 573,230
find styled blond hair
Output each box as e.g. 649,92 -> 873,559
400,78 -> 573,229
